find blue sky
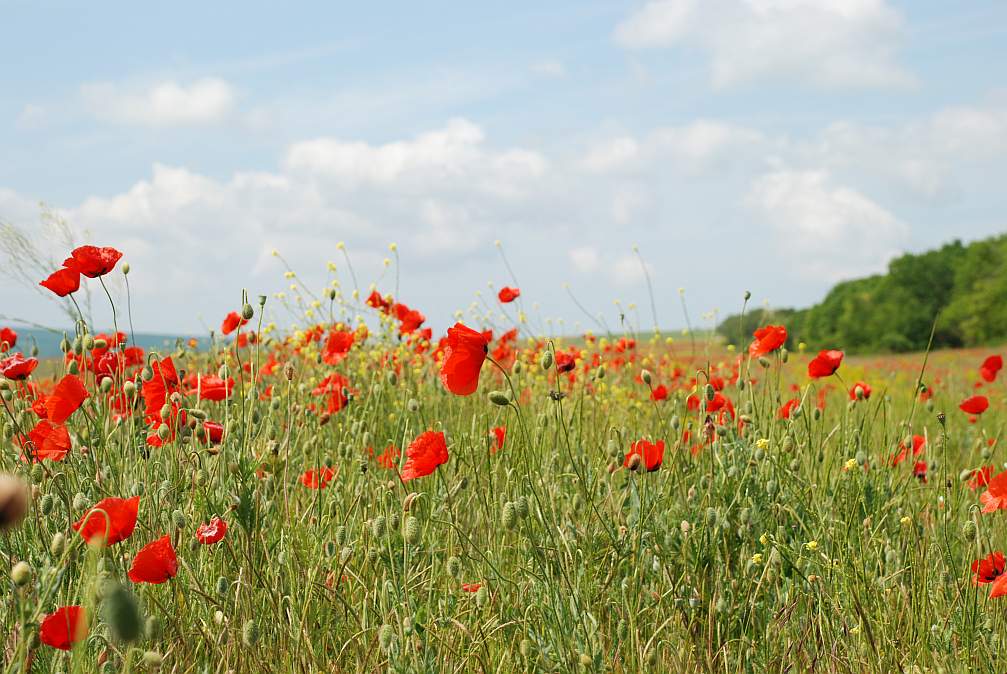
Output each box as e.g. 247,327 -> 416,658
2,1 -> 1006,335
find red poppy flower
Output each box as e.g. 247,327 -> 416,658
195,517 -> 228,545
981,355 -> 1003,383
778,398 -> 800,419
322,329 -> 355,365
0,327 -> 16,352
301,467 -> 336,489
808,350 -> 844,378
461,582 -> 482,593
650,384 -> 669,401
491,426 -> 506,453
848,381 -> 871,401
969,466 -> 994,491
555,352 -> 576,373
39,606 -> 88,651
366,290 -> 392,312
46,374 -> 89,424
39,267 -> 81,297
0,352 -> 39,380
394,303 -> 426,334
190,375 -> 233,402
624,439 -> 665,472
26,420 -> 71,462
961,395 -> 989,415
913,461 -> 928,483
62,245 -> 123,278
376,445 -> 401,469
72,495 -> 140,546
220,311 -> 247,336
203,421 -> 224,444
981,470 -> 1007,513
439,323 -> 489,396
128,535 -> 178,584
973,551 -> 1006,584
401,430 -> 449,482
498,287 -> 520,303
749,325 -> 787,357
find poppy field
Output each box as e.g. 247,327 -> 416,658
5,244 -> 1007,673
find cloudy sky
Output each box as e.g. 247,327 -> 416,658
2,1 -> 1006,336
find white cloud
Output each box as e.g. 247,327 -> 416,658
611,254 -> 653,286
746,169 -> 909,280
81,78 -> 235,126
615,0 -> 914,90
531,60 -> 567,78
569,246 -> 601,273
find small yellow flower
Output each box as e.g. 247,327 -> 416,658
751,553 -> 763,565
845,458 -> 858,471
759,533 -> 768,546
389,242 -> 397,252
804,541 -> 818,552
755,438 -> 770,451
900,516 -> 912,527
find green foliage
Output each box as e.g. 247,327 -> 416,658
717,236 -> 1007,352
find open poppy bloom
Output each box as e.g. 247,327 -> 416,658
202,421 -> 224,444
981,355 -> 1003,383
0,327 -> 16,352
808,350 -> 844,378
461,582 -> 482,593
498,286 -> 520,303
960,395 -> 989,415
195,517 -> 228,545
39,606 -> 88,651
62,245 -> 123,278
0,352 -> 39,380
376,444 -> 401,469
301,467 -> 336,489
973,551 -> 1006,584
25,420 -> 71,462
778,398 -> 800,419
401,430 -> 449,482
221,311 -> 248,335
650,384 -> 669,401
128,535 -> 178,584
980,470 -> 1007,513
491,426 -> 506,453
46,374 -> 89,424
555,352 -> 577,373
439,323 -> 489,396
749,325 -> 787,357
40,267 -> 82,297
72,495 -> 140,546
624,439 -> 665,472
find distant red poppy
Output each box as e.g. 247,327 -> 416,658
981,470 -> 1007,513
220,311 -> 247,336
439,323 -> 489,396
190,375 -> 233,402
62,245 -> 123,278
498,287 -> 520,303
0,352 -> 38,380
461,582 -> 482,593
973,551 -> 1006,584
376,444 -> 401,469
366,290 -> 392,312
624,439 -> 665,472
960,395 -> 989,415
969,466 -> 994,491
749,325 -> 787,357
46,374 -> 89,424
778,398 -> 800,419
555,352 -> 577,373
72,495 -> 140,546
981,355 -> 1003,383
0,327 -> 16,352
848,381 -> 871,401
40,267 -> 81,297
650,384 -> 669,401
491,426 -> 506,453
195,517 -> 228,545
322,329 -> 355,365
394,303 -> 426,334
913,461 -> 928,483
39,606 -> 88,651
301,467 -> 336,489
808,350 -> 844,378
401,430 -> 449,482
203,421 -> 224,444
26,420 -> 71,462
128,535 -> 178,584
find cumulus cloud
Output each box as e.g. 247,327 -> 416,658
746,169 -> 909,280
614,0 -> 914,90
81,78 -> 235,126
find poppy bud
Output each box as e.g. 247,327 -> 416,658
258,294 -> 267,306
511,496 -> 528,520
123,380 -> 136,398
171,509 -> 186,529
83,334 -> 95,350
540,350 -> 553,371
641,369 -> 652,385
340,546 -> 353,565
962,520 -> 977,541
758,356 -> 771,369
744,290 -> 751,301
627,454 -> 643,472
59,336 -> 71,353
476,585 -> 489,607
216,576 -> 229,596
283,362 -> 295,381
242,619 -> 260,647
403,492 -> 419,512
104,583 -> 144,643
704,384 -> 715,401
513,360 -> 522,375
404,516 -> 421,544
386,371 -> 398,386
0,475 -> 30,532
11,560 -> 32,587
141,651 -> 162,669
502,502 -> 517,530
407,398 -> 420,412
378,624 -> 395,653
50,531 -> 66,557
780,348 -> 789,363
241,304 -> 254,321
446,556 -> 461,578
488,391 -> 510,406
68,360 -> 80,375
596,365 -> 605,380
93,338 -> 108,350
371,515 -> 386,539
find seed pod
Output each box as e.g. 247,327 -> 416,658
11,561 -> 33,587
476,585 -> 489,607
540,350 -> 553,371
446,556 -> 461,578
502,502 -> 517,530
371,516 -> 386,539
104,584 -> 144,643
488,391 -> 510,406
404,516 -> 421,544
378,624 -> 395,652
50,532 -> 66,557
241,304 -> 254,321
39,493 -> 55,515
242,619 -> 260,647
514,495 -> 529,519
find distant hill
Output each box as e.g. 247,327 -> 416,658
717,235 -> 1007,354
2,326 -> 207,358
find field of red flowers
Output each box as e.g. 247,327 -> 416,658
3,244 -> 1007,672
